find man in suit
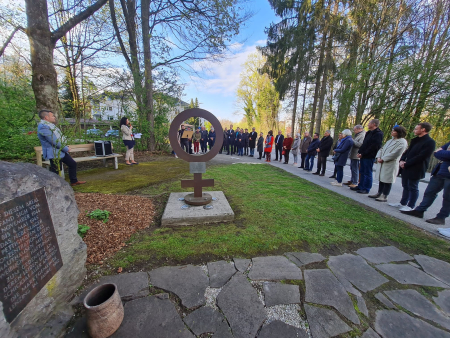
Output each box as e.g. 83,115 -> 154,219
248,127 -> 257,157
234,127 -> 241,155
298,131 -> 312,168
243,128 -> 249,155
388,122 -> 435,211
200,126 -> 208,153
274,130 -> 284,162
220,127 -> 228,154
313,130 -> 333,176
37,110 -> 86,186
227,124 -> 235,155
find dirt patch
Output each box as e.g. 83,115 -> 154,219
75,193 -> 156,264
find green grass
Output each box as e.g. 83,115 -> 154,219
108,163 -> 450,268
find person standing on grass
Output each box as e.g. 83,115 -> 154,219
178,124 -> 190,154
38,109 -> 86,186
265,130 -> 274,162
350,119 -> 383,194
283,133 -> 293,164
304,133 -> 320,172
313,130 -> 333,177
401,142 -> 450,225
389,122 -> 436,211
291,133 -> 301,166
369,125 -> 408,202
346,125 -> 366,187
257,132 -> 264,159
120,117 -> 139,166
249,127 -> 258,157
299,131 -> 312,169
275,130 -> 284,162
193,128 -> 201,154
331,130 -> 354,187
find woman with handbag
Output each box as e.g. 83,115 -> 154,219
331,130 -> 354,186
120,117 -> 138,165
264,130 -> 274,162
283,133 -> 293,164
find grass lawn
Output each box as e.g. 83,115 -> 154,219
103,161 -> 450,269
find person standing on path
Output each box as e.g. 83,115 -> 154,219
283,133 -> 293,164
274,130 -> 284,162
298,131 -> 312,169
369,125 -> 408,202
330,133 -> 343,179
192,128 -> 201,154
220,127 -> 228,154
265,130 -> 274,162
200,126 -> 208,153
291,133 -> 301,166
304,133 -> 320,172
242,129 -> 249,155
388,122 -> 436,211
178,124 -> 190,154
313,130 -> 333,176
401,142 -> 450,225
226,125 -> 234,155
208,127 -> 216,151
249,127 -> 258,157
330,130 -> 354,187
257,132 -> 264,159
347,125 -> 366,187
350,119 -> 383,194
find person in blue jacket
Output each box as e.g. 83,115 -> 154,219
401,141 -> 450,225
304,133 -> 320,172
331,129 -> 354,186
208,127 -> 216,151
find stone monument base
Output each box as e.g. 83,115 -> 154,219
161,191 -> 234,226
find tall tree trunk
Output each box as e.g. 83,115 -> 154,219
291,68 -> 301,135
299,78 -> 308,135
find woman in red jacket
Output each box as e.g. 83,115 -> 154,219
283,132 -> 293,164
264,130 -> 274,162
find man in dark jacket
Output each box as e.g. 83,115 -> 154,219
304,133 -> 320,171
243,129 -> 249,155
350,119 -> 383,194
227,124 -> 235,155
298,131 -> 312,168
200,126 -> 208,153
388,122 -> 435,211
401,141 -> 450,225
313,130 -> 333,176
248,127 -> 257,157
220,127 -> 228,154
208,128 -> 216,151
274,131 -> 284,161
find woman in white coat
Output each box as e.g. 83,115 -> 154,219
369,125 -> 408,202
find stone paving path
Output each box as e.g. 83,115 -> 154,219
66,246 -> 450,338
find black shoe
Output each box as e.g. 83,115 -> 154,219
350,186 -> 360,191
329,175 -> 336,179
357,190 -> 369,194
319,173 -> 325,177
401,209 -> 424,218
298,166 -> 303,168
312,172 -> 320,175
426,217 -> 445,225
257,157 -> 261,159
299,166 -> 304,169
368,193 -> 382,198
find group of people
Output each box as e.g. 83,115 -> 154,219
221,125 -> 258,156
178,125 -> 216,154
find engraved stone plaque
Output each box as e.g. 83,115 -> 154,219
0,187 -> 63,323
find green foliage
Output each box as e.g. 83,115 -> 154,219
77,224 -> 90,238
87,209 -> 111,223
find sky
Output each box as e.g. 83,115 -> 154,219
181,1 -> 278,122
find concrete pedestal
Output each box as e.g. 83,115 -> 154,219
161,191 -> 234,226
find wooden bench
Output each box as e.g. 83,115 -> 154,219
34,144 -> 122,179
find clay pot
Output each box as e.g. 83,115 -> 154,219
83,283 -> 124,338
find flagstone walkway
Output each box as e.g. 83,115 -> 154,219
66,246 -> 450,338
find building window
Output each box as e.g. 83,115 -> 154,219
108,116 -> 114,121
108,107 -> 113,111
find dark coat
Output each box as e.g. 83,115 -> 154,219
201,130 -> 208,142
227,129 -> 235,142
234,131 -> 241,145
433,142 -> 450,179
275,134 -> 284,147
208,131 -> 216,143
358,128 -> 383,159
249,131 -> 258,148
333,136 -> 354,166
257,136 -> 264,152
307,138 -> 320,156
283,137 -> 293,150
223,131 -> 228,146
318,136 -> 333,157
242,132 -> 249,147
401,134 -> 436,180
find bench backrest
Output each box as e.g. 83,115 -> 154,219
34,143 -> 108,166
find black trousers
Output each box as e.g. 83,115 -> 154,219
378,182 -> 392,196
284,149 -> 290,163
258,151 -> 262,158
275,145 -> 282,160
50,153 -> 78,183
181,140 -> 189,153
233,144 -> 238,154
316,156 -> 327,174
300,153 -> 307,167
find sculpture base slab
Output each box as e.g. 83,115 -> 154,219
161,191 -> 234,226
184,193 -> 212,206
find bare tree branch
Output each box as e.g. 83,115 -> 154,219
0,26 -> 24,57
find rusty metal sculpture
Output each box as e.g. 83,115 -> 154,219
169,108 -> 223,205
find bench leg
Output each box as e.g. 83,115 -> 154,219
103,158 -> 107,167
114,157 -> 118,169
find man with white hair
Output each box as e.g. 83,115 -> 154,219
298,131 -> 312,169
346,125 -> 366,187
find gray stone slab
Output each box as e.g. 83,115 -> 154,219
213,319 -> 234,338
291,252 -> 326,265
385,289 -> 450,330
74,272 -> 149,304
328,254 -> 388,292
248,256 -> 303,281
374,310 -> 450,338
161,191 -> 234,226
285,252 -> 304,268
217,273 -> 266,338
257,320 -> 308,338
356,246 -> 413,264
304,304 -> 352,338
357,296 -> 369,317
183,306 -> 224,336
149,265 -> 209,309
375,264 -> 448,287
263,282 -> 301,307
65,316 -> 88,338
409,261 -> 420,268
329,268 -> 362,297
208,261 -> 237,288
415,255 -> 450,286
233,258 -> 251,272
375,293 -> 395,309
305,269 -> 359,324
361,328 -> 381,338
111,296 -> 194,338
434,290 -> 450,315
